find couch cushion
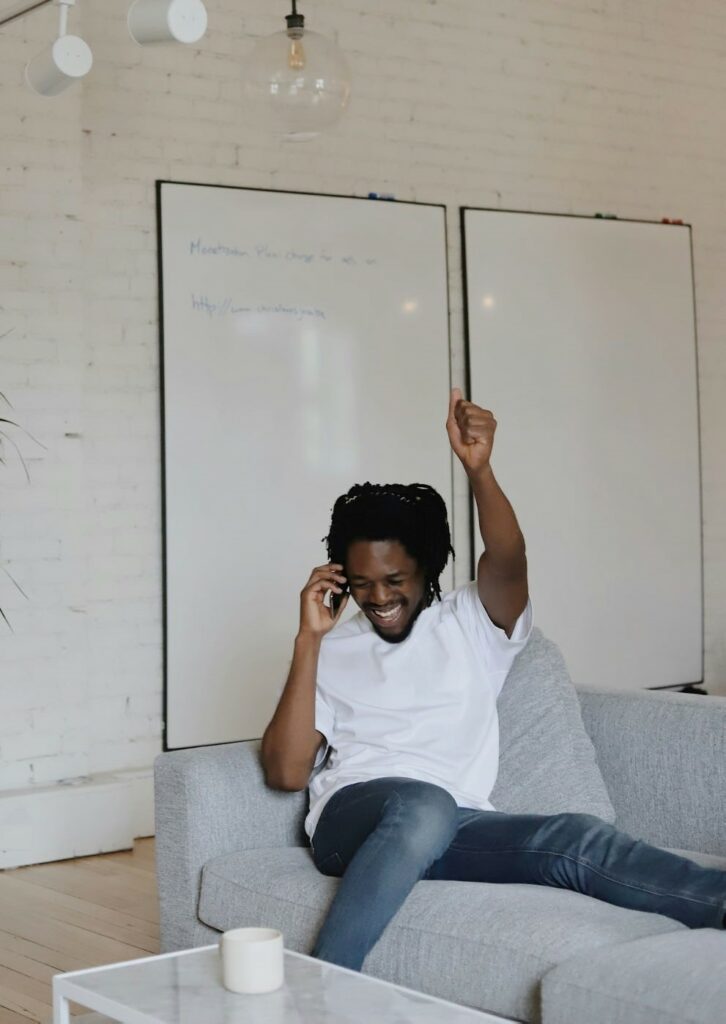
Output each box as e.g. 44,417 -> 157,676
541,929 -> 726,1024
491,628 -> 616,822
665,848 -> 726,871
199,847 -> 685,1023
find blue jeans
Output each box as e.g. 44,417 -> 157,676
310,777 -> 726,970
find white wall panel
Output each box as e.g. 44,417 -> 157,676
159,183 -> 452,748
464,210 -> 702,691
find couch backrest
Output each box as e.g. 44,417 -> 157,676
490,628 -> 616,821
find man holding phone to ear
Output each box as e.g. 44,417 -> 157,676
261,388 -> 726,972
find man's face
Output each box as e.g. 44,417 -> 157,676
345,539 -> 427,644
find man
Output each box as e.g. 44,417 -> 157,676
261,388 -> 726,972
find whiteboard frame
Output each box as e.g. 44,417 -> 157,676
157,181 -> 454,751
460,206 -> 704,692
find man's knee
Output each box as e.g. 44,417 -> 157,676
382,780 -> 458,859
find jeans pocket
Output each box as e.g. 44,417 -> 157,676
316,850 -> 344,877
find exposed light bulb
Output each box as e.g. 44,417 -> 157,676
288,37 -> 305,70
286,3 -> 305,70
244,0 -> 350,140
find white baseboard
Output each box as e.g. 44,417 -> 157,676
0,766 -> 155,869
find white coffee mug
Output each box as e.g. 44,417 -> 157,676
220,927 -> 284,994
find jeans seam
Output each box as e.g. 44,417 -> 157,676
316,781 -> 414,855
314,788 -> 418,872
316,850 -> 344,874
322,779 -> 420,818
326,789 -> 406,870
446,843 -> 726,910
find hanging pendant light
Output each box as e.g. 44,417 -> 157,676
243,1 -> 351,141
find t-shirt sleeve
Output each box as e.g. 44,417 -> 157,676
450,581 -> 533,695
312,687 -> 335,769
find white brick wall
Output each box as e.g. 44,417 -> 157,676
1,0 -> 726,807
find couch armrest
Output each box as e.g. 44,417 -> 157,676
577,689 -> 726,856
154,739 -> 307,951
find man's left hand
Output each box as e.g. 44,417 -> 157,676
446,387 -> 496,477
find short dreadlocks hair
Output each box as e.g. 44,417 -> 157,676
322,482 -> 455,607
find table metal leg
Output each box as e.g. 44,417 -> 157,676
52,983 -> 70,1024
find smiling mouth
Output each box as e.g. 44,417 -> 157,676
368,603 -> 404,626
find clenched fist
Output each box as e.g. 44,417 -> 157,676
446,387 -> 496,478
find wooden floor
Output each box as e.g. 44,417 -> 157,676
0,839 -> 159,1024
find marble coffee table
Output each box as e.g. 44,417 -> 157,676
53,944 -> 512,1023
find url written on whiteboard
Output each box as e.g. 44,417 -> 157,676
192,295 -> 326,320
189,238 -> 377,267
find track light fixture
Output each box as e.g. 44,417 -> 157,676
17,0 -> 349,126
24,0 -> 92,97
127,0 -> 207,46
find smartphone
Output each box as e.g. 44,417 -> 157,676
330,584 -> 349,617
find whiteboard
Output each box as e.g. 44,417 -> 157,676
463,209 -> 702,692
159,183 -> 453,750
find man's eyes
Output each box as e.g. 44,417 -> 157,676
352,579 -> 404,587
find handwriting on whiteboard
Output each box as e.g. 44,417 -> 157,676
192,295 -> 326,321
189,238 -> 378,267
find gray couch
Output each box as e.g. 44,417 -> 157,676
155,629 -> 726,1023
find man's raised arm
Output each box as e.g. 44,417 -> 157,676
446,388 -> 528,637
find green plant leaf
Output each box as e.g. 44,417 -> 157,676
0,566 -> 28,631
0,417 -> 47,451
0,428 -> 30,482
2,565 -> 29,600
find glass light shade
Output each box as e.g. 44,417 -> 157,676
244,29 -> 351,141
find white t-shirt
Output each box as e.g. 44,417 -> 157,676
305,581 -> 533,839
